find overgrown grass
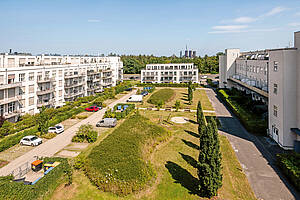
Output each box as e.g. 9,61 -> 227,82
147,89 -> 175,105
85,113 -> 170,196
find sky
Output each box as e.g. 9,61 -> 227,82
0,0 -> 300,56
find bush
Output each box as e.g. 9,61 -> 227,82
72,124 -> 98,143
41,132 -> 57,139
85,114 -> 170,195
147,88 -> 174,105
77,115 -> 88,120
277,153 -> 300,191
0,157 -> 71,200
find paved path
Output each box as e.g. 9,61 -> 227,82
0,91 -> 135,177
205,89 -> 300,200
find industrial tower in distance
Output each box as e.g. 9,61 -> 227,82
180,45 -> 196,58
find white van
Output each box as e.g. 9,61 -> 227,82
127,95 -> 143,102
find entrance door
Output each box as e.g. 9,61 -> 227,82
272,126 -> 279,143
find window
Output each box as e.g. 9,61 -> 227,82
29,97 -> 34,106
8,102 -> 15,113
273,105 -> 278,117
274,84 -> 278,94
59,90 -> 62,97
52,70 -> 56,77
274,61 -> 278,72
19,86 -> 25,95
29,72 -> 34,81
18,73 -> 25,82
59,70 -> 63,77
29,85 -> 35,94
59,80 -> 62,87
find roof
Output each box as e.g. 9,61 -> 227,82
32,160 -> 43,166
291,128 -> 300,136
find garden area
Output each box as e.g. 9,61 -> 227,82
217,88 -> 268,135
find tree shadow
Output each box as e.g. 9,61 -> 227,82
180,97 -> 189,101
182,139 -> 200,150
179,152 -> 198,168
165,161 -> 200,195
184,130 -> 199,138
188,119 -> 198,125
181,92 -> 188,96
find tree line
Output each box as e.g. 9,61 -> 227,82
120,54 -> 224,74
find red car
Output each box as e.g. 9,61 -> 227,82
85,106 -> 100,112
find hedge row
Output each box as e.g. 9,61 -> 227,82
0,157 -> 71,200
0,81 -> 133,152
137,83 -> 200,88
104,104 -> 135,120
85,113 -> 170,195
217,89 -> 267,135
276,153 -> 300,191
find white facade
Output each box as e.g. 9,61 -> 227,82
219,31 -> 300,151
141,63 -> 199,83
0,54 -> 123,122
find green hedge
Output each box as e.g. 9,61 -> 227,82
0,157 -> 71,200
147,88 -> 175,105
277,153 -> 300,191
217,89 -> 267,135
85,114 -> 170,195
137,83 -> 200,88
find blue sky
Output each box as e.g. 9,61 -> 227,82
0,0 -> 300,56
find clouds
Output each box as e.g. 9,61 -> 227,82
209,6 -> 287,34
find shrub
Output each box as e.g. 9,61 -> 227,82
0,157 -> 71,200
72,124 -> 98,143
0,120 -> 13,138
277,153 -> 300,191
147,88 -> 174,105
41,132 -> 57,139
85,114 -> 170,195
77,115 -> 88,120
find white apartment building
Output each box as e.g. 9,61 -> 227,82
219,31 -> 300,152
0,54 -> 123,122
141,63 -> 199,83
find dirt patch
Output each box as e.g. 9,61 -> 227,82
50,182 -> 78,200
171,117 -> 189,124
0,160 -> 9,168
56,150 -> 80,158
64,143 -> 89,151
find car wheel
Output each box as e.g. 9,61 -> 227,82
31,143 -> 34,147
20,142 -> 23,146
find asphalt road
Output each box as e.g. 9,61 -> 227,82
0,90 -> 135,177
205,89 -> 299,200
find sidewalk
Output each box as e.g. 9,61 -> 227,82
0,90 -> 135,177
205,88 -> 300,200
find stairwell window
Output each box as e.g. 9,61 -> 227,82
273,105 -> 278,117
274,61 -> 278,72
274,84 -> 278,94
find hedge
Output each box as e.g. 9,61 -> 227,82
0,81 -> 133,152
137,83 -> 200,88
85,113 -> 170,195
0,157 -> 71,200
277,153 -> 300,191
217,89 -> 267,135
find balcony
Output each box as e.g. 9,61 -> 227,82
37,77 -> 55,83
64,91 -> 85,99
36,88 -> 55,96
64,73 -> 86,79
102,76 -> 112,80
64,82 -> 85,88
103,69 -> 112,73
37,99 -> 55,108
0,95 -> 22,105
4,110 -> 21,119
0,82 -> 22,90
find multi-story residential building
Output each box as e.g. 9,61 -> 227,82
141,63 -> 199,83
219,31 -> 300,152
0,54 -> 123,122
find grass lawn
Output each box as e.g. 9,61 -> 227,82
139,88 -> 213,111
50,110 -> 255,200
147,88 -> 175,105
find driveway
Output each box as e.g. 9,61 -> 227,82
0,90 -> 135,177
205,89 -> 300,200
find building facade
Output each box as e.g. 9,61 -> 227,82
141,63 -> 199,83
219,31 -> 300,151
0,54 -> 123,122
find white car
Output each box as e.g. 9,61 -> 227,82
48,124 -> 64,134
202,75 -> 208,79
20,136 -> 42,146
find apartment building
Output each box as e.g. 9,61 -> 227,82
219,31 -> 300,152
141,63 -> 199,83
0,54 -> 123,122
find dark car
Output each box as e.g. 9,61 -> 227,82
141,91 -> 148,96
125,88 -> 132,91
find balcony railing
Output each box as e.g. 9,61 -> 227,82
64,73 -> 86,79
37,77 -> 55,83
37,100 -> 55,107
64,82 -> 85,88
4,110 -> 21,118
64,91 -> 85,98
0,95 -> 22,105
36,88 -> 55,96
0,82 -> 22,90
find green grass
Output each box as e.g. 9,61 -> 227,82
147,88 -> 175,105
85,113 -> 170,196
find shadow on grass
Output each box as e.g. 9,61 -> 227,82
179,152 -> 198,168
180,97 -> 189,101
188,119 -> 198,125
184,130 -> 199,138
165,161 -> 200,195
182,139 -> 199,150
181,92 -> 188,96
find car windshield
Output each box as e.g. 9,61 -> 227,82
56,126 -> 62,129
30,136 -> 38,141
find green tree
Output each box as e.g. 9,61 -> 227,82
188,82 -> 193,105
156,100 -> 164,110
0,120 -> 13,138
196,101 -> 206,126
36,106 -> 50,135
175,100 -> 181,112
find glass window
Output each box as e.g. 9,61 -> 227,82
273,105 -> 278,117
29,72 -> 34,81
274,61 -> 278,72
274,84 -> 278,94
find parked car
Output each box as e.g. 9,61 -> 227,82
127,95 -> 143,102
85,106 -> 101,112
48,124 -> 64,134
141,91 -> 148,96
20,136 -> 42,146
96,118 -> 117,128
125,88 -> 132,91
